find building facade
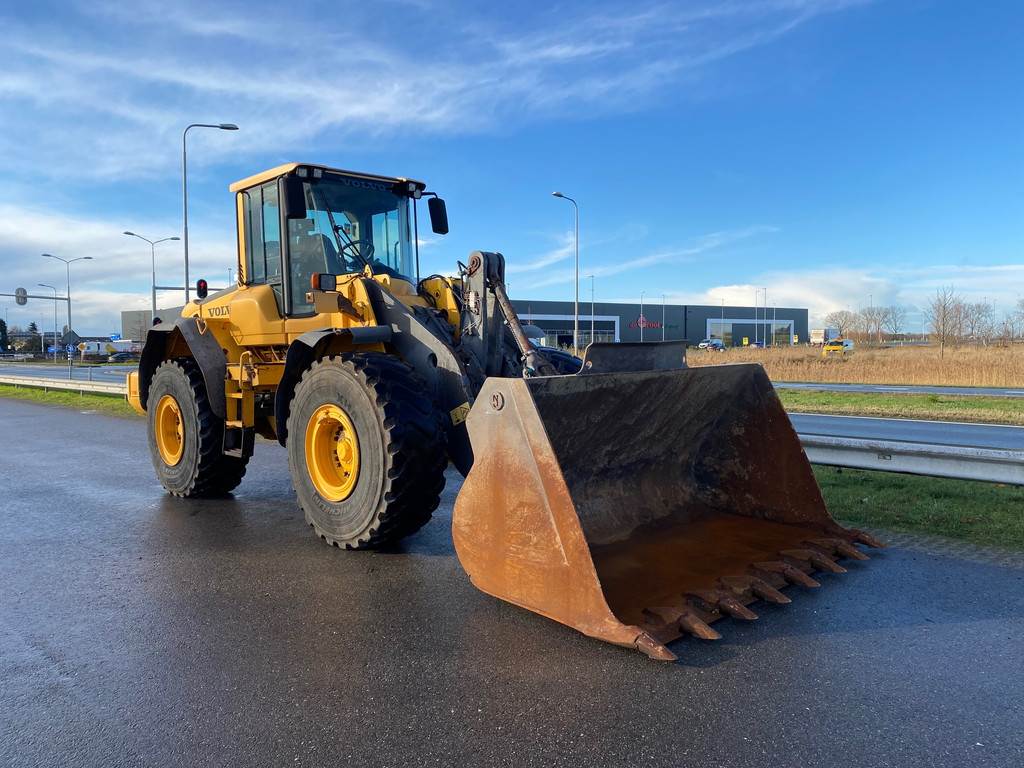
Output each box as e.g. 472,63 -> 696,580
510,299 -> 809,348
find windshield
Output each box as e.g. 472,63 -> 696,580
286,173 -> 415,313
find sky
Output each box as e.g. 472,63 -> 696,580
0,0 -> 1021,336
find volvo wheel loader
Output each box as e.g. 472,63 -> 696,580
129,162 -> 881,660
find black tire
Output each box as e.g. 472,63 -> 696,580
286,352 -> 447,549
147,359 -> 249,497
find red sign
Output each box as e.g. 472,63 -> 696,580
629,314 -> 662,330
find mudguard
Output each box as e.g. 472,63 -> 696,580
137,317 -> 228,418
273,325 -> 393,445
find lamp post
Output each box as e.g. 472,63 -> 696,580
123,232 -> 181,315
38,283 -> 59,361
588,275 -> 595,345
551,191 -> 579,351
661,293 -> 666,341
183,122 -> 238,302
640,290 -> 646,342
42,253 -> 92,335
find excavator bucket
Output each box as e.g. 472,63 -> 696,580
452,361 -> 882,661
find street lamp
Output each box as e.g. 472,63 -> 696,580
183,122 -> 238,302
588,274 -> 595,345
38,283 -> 59,361
551,191 -> 579,351
640,290 -> 646,342
123,232 -> 181,315
41,253 -> 92,335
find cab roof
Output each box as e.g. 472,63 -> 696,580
228,163 -> 426,193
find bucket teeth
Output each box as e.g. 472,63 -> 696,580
678,610 -> 722,641
755,561 -> 821,588
717,595 -> 758,621
633,632 -> 677,661
686,590 -> 759,621
835,541 -> 870,561
808,537 -> 870,561
719,575 -> 792,605
748,578 -> 791,605
642,606 -> 721,641
850,529 -> 886,549
781,548 -> 847,574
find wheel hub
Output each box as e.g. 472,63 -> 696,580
155,394 -> 185,466
305,404 -> 360,501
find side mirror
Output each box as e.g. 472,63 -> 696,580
428,196 -> 449,235
280,175 -> 308,220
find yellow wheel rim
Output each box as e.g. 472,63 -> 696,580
304,404 -> 360,502
155,394 -> 185,466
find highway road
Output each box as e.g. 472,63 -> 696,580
0,362 -> 133,383
790,413 -> 1024,451
2,397 -> 1022,768
777,380 -> 1024,398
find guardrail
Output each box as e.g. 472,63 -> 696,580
0,372 -> 1021,486
801,434 -> 1024,486
0,375 -> 127,397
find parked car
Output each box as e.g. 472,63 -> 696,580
822,339 -> 855,357
698,338 -> 726,350
107,351 -> 139,363
748,341 -> 765,349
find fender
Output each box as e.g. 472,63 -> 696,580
273,325 -> 393,446
364,280 -> 476,475
137,317 -> 228,418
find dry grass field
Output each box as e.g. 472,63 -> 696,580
686,344 -> 1024,388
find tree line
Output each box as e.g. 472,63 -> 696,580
823,289 -> 1024,351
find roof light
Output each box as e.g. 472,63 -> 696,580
296,167 -> 308,178
312,168 -> 323,179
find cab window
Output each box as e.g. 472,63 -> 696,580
241,181 -> 283,308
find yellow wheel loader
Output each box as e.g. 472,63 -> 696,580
129,162 -> 881,660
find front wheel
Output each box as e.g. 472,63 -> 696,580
286,352 -> 447,549
147,359 -> 248,497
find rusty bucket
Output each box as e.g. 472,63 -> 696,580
452,363 -> 881,660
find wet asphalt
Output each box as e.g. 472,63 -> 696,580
2,397 -> 1023,768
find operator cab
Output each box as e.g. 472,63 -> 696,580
231,163 -> 447,317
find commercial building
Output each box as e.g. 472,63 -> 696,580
510,299 -> 809,348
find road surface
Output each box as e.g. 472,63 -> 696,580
777,381 -> 1024,398
789,412 -> 1024,451
1,397 -> 1022,767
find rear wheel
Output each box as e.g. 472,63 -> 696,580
147,359 -> 249,497
286,352 -> 447,549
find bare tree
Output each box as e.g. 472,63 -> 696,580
961,301 -> 993,342
823,309 -> 858,338
924,286 -> 963,358
883,305 -> 908,340
859,305 -> 885,344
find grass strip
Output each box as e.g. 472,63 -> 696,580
815,465 -> 1024,550
779,389 -> 1024,426
0,383 -> 138,418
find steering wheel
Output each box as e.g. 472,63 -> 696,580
338,239 -> 375,269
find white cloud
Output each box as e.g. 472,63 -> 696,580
667,263 -> 1024,326
0,0 -> 872,181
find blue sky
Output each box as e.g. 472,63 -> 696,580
0,0 -> 1021,335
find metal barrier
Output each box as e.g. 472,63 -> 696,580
801,434 -> 1024,486
0,375 -> 127,397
